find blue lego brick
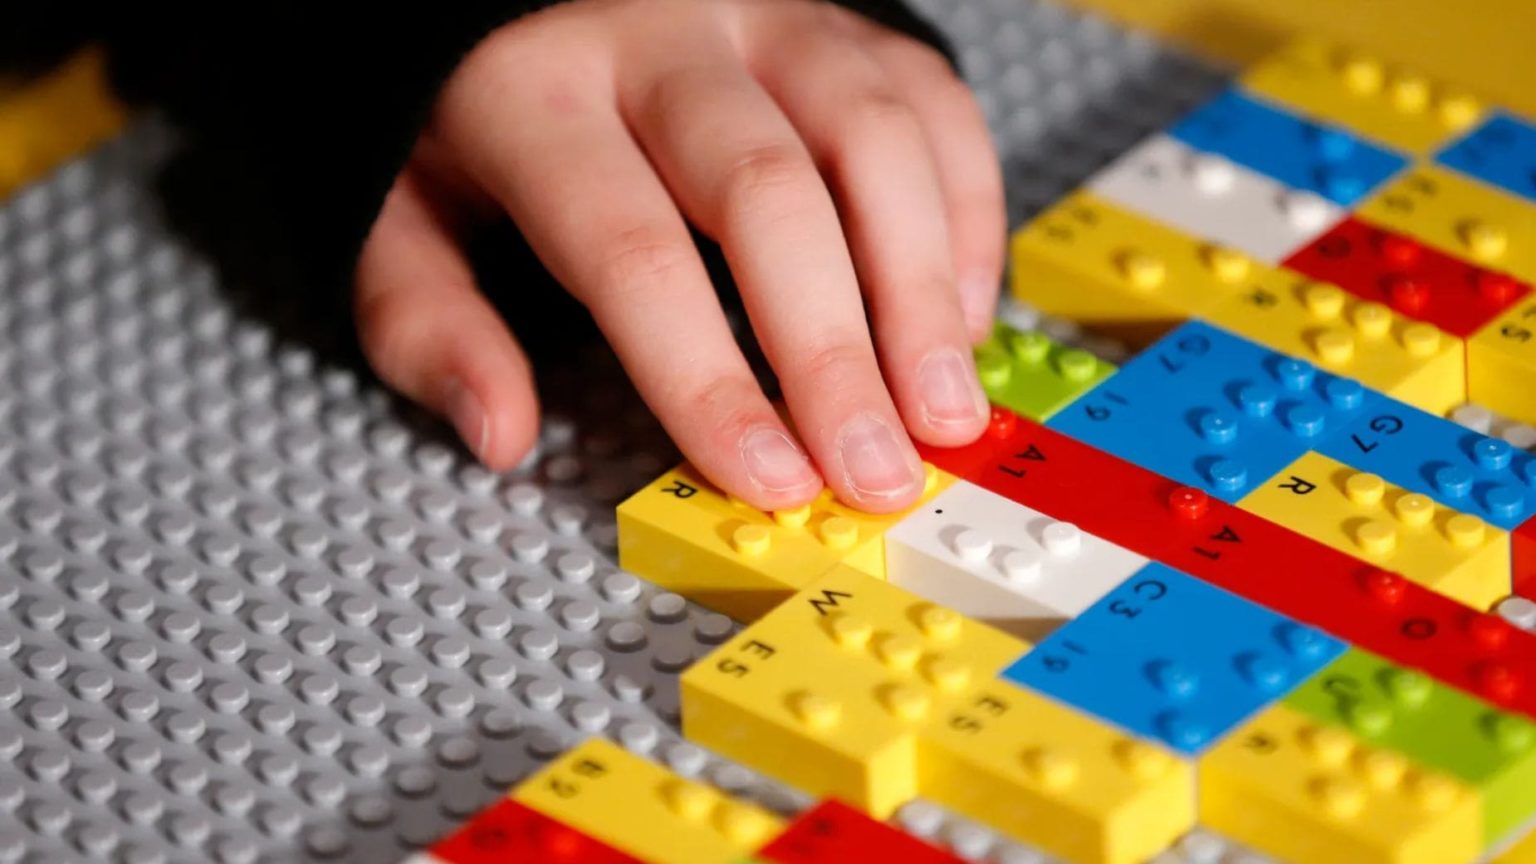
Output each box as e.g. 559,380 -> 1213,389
1436,111 -> 1536,205
1169,86 -> 1410,206
1001,561 -> 1347,754
1316,394 -> 1536,531
1045,319 -> 1372,502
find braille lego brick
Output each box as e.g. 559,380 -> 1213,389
919,679 -> 1195,864
1239,36 -> 1487,155
890,798 -> 1068,863
616,461 -> 954,621
883,478 -> 1148,641
1469,296 -> 1536,431
975,323 -> 1115,422
1046,318 -> 1373,501
510,737 -> 783,864
1284,215 -> 1532,339
1002,561 -> 1347,753
0,48 -> 126,200
1168,86 -> 1411,206
679,565 -> 1028,818
924,414 -> 1536,718
756,799 -> 965,864
1361,165 -> 1536,287
1238,451 -> 1511,609
1087,132 -> 1345,262
1285,648 -> 1536,846
1518,518 -> 1536,599
1314,387 -> 1536,531
428,798 -> 643,864
1438,112 -> 1536,207
1199,703 -> 1483,864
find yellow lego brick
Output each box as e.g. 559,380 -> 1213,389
919,679 -> 1195,864
1238,451 -> 1510,609
1361,165 -> 1536,287
0,47 -> 126,199
1241,36 -> 1486,154
1469,297 -> 1536,427
680,565 -> 1028,818
1201,703 -> 1483,864
1203,266 -> 1465,415
1010,190 -> 1228,347
617,461 -> 954,621
1012,191 -> 1463,412
512,737 -> 783,864
1496,828 -> 1536,864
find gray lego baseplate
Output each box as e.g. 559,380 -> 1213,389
0,2 -> 1237,862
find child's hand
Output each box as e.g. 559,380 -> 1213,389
354,0 -> 1005,513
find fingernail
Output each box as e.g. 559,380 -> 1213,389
959,271 -> 997,334
918,348 -> 987,427
445,378 -> 490,461
838,412 -> 921,500
741,427 -> 818,494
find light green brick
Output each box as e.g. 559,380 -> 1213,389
975,324 -> 1114,422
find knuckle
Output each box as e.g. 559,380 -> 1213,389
353,290 -> 425,380
794,334 -> 873,393
689,375 -> 767,442
720,143 -> 815,220
841,94 -> 921,147
589,227 -> 695,302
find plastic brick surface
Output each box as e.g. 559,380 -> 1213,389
1001,561 -> 1347,753
1046,319 -> 1374,501
1469,296 -> 1536,430
756,799 -> 964,864
1361,164 -> 1536,288
1285,648 -> 1536,847
1284,215 -> 1532,339
1438,112 -> 1536,207
427,799 -> 643,864
975,323 -> 1115,422
1168,86 -> 1411,206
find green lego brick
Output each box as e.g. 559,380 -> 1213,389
1286,648 -> 1536,846
974,325 -> 1115,422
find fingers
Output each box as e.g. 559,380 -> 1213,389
619,41 -> 929,512
843,14 -> 1008,342
432,38 -> 823,511
354,168 -> 540,469
745,17 -> 989,448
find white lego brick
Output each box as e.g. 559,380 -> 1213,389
884,480 -> 1149,641
1087,133 -> 1346,263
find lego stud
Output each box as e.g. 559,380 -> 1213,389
1313,329 -> 1354,364
1041,522 -> 1081,558
1301,724 -> 1356,766
1409,773 -> 1460,812
1303,284 -> 1346,320
1168,487 -> 1209,521
1310,776 -> 1366,818
1437,93 -> 1481,130
915,605 -> 961,642
1355,520 -> 1397,557
1470,614 -> 1515,650
1476,271 -> 1520,303
1007,330 -> 1051,366
1275,358 -> 1317,392
1489,485 -> 1526,521
1147,659 -> 1199,698
1156,712 -> 1210,750
976,349 -> 1012,391
1380,234 -> 1423,266
1445,513 -> 1486,548
827,613 -> 872,650
1117,251 -> 1166,291
1001,548 -> 1043,584
1277,622 -> 1331,661
1459,219 -> 1508,260
788,691 -> 841,730
1357,748 -> 1408,790
1432,465 -> 1474,500
1392,492 -> 1434,528
1345,472 -> 1385,506
1284,405 -> 1327,439
1342,699 -> 1394,736
1361,568 -> 1407,605
1197,411 -> 1239,444
875,633 -> 921,671
1383,668 -> 1432,707
1491,714 -> 1535,753
1351,302 -> 1391,339
1189,153 -> 1237,195
818,517 -> 857,551
1325,378 -> 1365,410
1236,384 -> 1277,418
1473,437 -> 1514,471
1281,192 -> 1334,232
1320,168 -> 1366,204
1401,323 -> 1440,357
881,683 -> 930,721
1021,747 -> 1079,789
1235,652 -> 1288,691
1202,246 -> 1250,283
1058,350 -> 1098,383
715,802 -> 777,846
1209,460 -> 1249,493
1340,56 -> 1384,93
1388,74 -> 1430,113
952,528 -> 993,563
774,506 -> 811,529
921,656 -> 970,693
1475,662 -> 1520,701
731,525 -> 771,557
1310,127 -> 1358,162
1114,740 -> 1174,781
662,780 -> 714,821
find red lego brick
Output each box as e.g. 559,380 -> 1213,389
1283,215 -> 1531,338
1516,515 -> 1536,599
914,405 -> 1020,482
756,799 -> 963,864
929,413 -> 1536,718
429,798 -> 642,864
